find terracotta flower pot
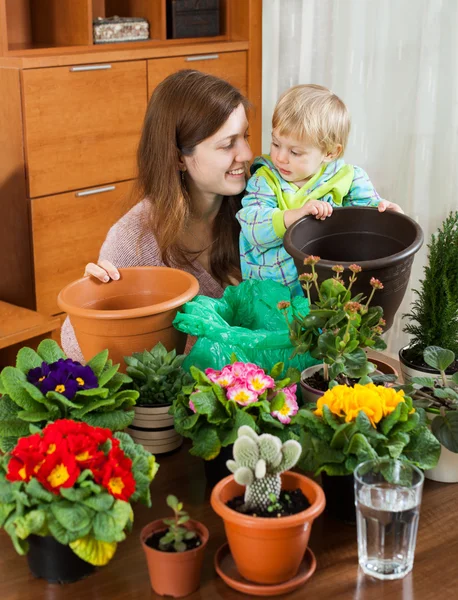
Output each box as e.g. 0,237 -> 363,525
57,266 -> 199,369
140,519 -> 209,598
210,471 -> 325,585
284,207 -> 424,330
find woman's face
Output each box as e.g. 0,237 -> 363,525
182,104 -> 253,201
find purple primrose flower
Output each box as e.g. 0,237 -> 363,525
27,358 -> 98,400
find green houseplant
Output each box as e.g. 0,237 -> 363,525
401,212 -> 458,380
0,419 -> 158,583
169,359 -> 301,484
141,494 -> 209,598
293,381 -> 440,521
210,426 -> 325,585
0,339 -> 138,452
278,257 -> 391,400
407,346 -> 458,482
124,343 -> 191,454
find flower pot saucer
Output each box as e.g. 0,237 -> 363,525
214,543 -> 317,596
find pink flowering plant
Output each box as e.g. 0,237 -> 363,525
169,359 -> 301,460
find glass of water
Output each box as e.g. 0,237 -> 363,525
354,458 -> 424,580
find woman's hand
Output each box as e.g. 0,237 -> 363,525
377,200 -> 404,214
84,259 -> 120,283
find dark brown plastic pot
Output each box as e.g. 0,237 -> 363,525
57,267 -> 199,369
284,207 -> 424,330
27,535 -> 95,583
140,519 -> 209,598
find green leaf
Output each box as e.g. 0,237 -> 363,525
110,500 -> 132,531
411,376 -> 437,388
93,512 -> 126,543
83,493 -> 115,512
424,346 -> 455,372
403,425 -> 441,469
75,387 -> 110,398
330,422 -> 357,449
1,368 -> 43,412
51,501 -> 92,533
270,392 -> 285,413
98,364 -> 121,388
60,487 -> 93,502
431,412 -> 458,453
70,397 -> 115,419
269,362 -> 284,379
16,410 -> 54,423
37,339 -> 67,363
14,510 -> 46,540
25,478 -> 54,503
0,503 -> 15,527
382,432 -> 410,459
220,411 -> 257,446
82,410 -> 134,431
189,426 -> 221,460
322,405 -> 340,431
293,409 -> 334,442
433,387 -> 458,400
192,390 -> 228,424
167,494 -> 179,509
69,536 -> 117,566
87,350 -> 109,378
346,433 -> 377,462
15,347 -> 43,374
46,391 -> 82,409
380,402 -> 403,436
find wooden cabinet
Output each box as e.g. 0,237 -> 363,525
0,0 -> 262,316
147,51 -> 247,97
23,61 -> 147,198
31,181 -> 133,314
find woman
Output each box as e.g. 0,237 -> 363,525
61,69 -> 253,360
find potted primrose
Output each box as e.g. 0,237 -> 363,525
0,339 -> 138,452
407,346 -> 458,483
169,359 -> 301,486
293,382 -> 440,522
278,257 -> 395,402
124,343 -> 191,454
0,420 -> 158,583
141,495 -> 209,598
401,212 -> 458,382
211,426 -> 325,592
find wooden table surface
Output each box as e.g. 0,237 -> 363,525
0,438 -> 457,600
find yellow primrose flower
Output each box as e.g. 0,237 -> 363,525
315,385 -> 353,418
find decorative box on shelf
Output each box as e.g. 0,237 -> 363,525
93,16 -> 150,44
167,0 -> 220,39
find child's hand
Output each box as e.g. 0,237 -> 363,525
377,200 -> 404,214
303,200 -> 333,220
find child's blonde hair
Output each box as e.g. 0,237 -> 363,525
272,84 -> 350,156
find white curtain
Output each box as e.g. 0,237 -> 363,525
262,0 -> 458,357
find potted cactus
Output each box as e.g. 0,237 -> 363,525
124,343 -> 191,454
140,495 -> 209,598
210,426 -> 325,586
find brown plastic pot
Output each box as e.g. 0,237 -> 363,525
57,266 -> 199,369
140,519 -> 209,598
210,471 -> 325,585
284,207 -> 424,330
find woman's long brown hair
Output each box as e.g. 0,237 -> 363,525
136,69 -> 250,285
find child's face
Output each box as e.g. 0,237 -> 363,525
270,129 -> 332,187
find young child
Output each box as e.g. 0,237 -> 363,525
236,84 -> 402,296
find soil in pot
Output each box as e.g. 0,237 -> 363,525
227,488 -> 310,518
400,346 -> 458,374
303,360 -> 397,394
144,530 -> 202,552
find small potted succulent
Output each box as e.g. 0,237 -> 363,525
140,495 -> 209,598
124,343 -> 191,454
401,212 -> 458,382
278,257 -> 394,401
293,382 -> 440,522
0,419 -> 158,583
0,339 -> 138,452
210,426 -> 325,585
169,359 -> 301,485
407,346 -> 458,482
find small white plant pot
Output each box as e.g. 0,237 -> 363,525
425,412 -> 458,483
127,403 -> 182,455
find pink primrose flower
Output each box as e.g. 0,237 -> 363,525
226,383 -> 258,406
245,368 -> 276,395
271,384 -> 299,425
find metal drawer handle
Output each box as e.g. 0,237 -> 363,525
70,64 -> 112,72
76,186 -> 116,197
185,54 -> 219,62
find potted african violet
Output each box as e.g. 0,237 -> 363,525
400,212 -> 458,382
124,343 -> 191,454
293,382 -> 440,522
278,258 -> 395,403
210,426 -> 325,586
283,206 -> 423,329
0,420 -> 158,583
141,495 -> 208,598
408,346 -> 458,482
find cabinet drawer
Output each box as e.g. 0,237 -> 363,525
23,62 -> 147,198
32,181 -> 134,315
147,51 -> 247,97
